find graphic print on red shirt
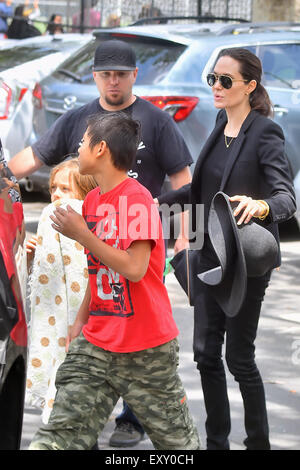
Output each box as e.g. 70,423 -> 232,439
84,206 -> 134,318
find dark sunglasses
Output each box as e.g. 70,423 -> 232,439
207,73 -> 248,89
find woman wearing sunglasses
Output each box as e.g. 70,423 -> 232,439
157,48 -> 295,450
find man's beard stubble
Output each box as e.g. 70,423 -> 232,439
104,93 -> 127,107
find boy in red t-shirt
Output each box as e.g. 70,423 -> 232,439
29,112 -> 200,450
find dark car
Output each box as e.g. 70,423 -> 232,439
27,19 -> 300,227
0,141 -> 27,450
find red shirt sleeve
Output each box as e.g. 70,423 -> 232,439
119,192 -> 161,252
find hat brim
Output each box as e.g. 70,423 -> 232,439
170,249 -> 202,307
93,65 -> 136,71
198,192 -> 247,317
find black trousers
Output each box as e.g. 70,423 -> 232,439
193,241 -> 271,450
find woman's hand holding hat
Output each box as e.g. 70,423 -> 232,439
230,195 -> 269,225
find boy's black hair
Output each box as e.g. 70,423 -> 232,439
86,112 -> 141,171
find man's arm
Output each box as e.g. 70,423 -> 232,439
169,166 -> 192,253
169,166 -> 192,190
50,205 -> 152,283
8,147 -> 43,179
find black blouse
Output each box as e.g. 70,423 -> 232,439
200,132 -> 235,232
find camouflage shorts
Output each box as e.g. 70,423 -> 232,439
29,333 -> 201,450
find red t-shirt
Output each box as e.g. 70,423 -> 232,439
82,178 -> 178,353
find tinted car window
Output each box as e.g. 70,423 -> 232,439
54,40 -> 96,84
54,39 -> 187,85
259,43 -> 300,88
131,40 -> 186,85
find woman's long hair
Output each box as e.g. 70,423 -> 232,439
217,48 -> 273,117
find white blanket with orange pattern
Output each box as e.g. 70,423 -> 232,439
25,199 -> 88,424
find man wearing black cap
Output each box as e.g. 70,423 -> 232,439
9,39 -> 193,447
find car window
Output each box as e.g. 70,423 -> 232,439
164,42 -> 212,84
132,40 -> 187,85
54,41 -> 96,84
53,39 -> 187,85
0,40 -> 83,72
259,43 -> 300,89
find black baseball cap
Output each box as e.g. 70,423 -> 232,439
93,40 -> 136,71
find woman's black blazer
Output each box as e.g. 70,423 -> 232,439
159,109 -> 296,265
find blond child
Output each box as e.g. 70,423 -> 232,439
25,159 -> 97,423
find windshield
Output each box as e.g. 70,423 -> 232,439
54,38 -> 187,85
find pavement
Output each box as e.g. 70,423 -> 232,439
20,239 -> 300,452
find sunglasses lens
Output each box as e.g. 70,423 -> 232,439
206,74 -> 233,89
207,74 -> 216,87
219,75 -> 233,89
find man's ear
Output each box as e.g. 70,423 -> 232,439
132,67 -> 138,83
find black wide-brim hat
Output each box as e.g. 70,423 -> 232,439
198,192 -> 279,317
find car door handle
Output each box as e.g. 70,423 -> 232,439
273,105 -> 289,115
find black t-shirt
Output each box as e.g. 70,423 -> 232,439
32,97 -> 193,198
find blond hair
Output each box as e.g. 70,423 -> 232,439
49,158 -> 97,200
